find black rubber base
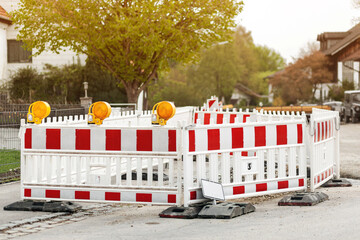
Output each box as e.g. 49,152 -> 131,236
159,205 -> 204,219
4,200 -> 82,213
198,202 -> 255,219
159,202 -> 255,219
278,192 -> 329,206
322,179 -> 352,187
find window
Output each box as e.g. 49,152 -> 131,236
353,93 -> 360,102
7,40 -> 32,63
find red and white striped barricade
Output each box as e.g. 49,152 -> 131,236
194,109 -> 257,125
309,108 -> 340,191
182,117 -> 307,207
206,96 -> 220,111
19,119 -> 181,205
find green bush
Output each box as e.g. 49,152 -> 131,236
8,59 -> 127,104
328,79 -> 355,102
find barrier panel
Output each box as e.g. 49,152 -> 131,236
309,108 -> 340,191
182,116 -> 307,206
20,120 -> 182,205
194,109 -> 256,125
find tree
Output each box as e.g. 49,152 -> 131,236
8,61 -> 127,104
188,43 -> 243,103
8,67 -> 42,102
254,45 -> 285,72
270,51 -> 333,104
12,0 -> 243,103
149,26 -> 286,106
232,26 -> 259,85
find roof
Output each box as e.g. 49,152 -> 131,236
263,69 -> 285,79
323,23 -> 360,56
0,5 -> 11,25
317,32 -> 349,42
235,83 -> 264,98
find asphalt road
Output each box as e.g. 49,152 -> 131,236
0,122 -> 359,239
14,180 -> 360,240
339,123 -> 360,179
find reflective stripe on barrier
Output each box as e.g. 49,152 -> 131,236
194,111 -> 256,125
313,167 -> 334,185
187,123 -> 303,153
314,119 -> 335,143
24,127 -> 177,152
188,177 -> 305,202
22,186 -> 178,205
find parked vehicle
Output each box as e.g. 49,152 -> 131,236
343,90 -> 360,123
323,101 -> 344,121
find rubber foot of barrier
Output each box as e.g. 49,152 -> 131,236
4,200 -> 81,213
198,202 -> 255,219
321,179 -> 352,188
159,205 -> 204,219
278,192 -> 329,206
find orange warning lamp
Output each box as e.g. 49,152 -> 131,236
27,101 -> 51,124
88,101 -> 111,125
152,101 -> 176,126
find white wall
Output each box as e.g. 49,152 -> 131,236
0,0 -> 87,85
0,23 -> 7,84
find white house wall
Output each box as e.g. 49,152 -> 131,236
1,0 -> 86,85
0,23 -> 7,82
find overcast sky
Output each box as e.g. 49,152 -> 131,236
238,0 -> 359,63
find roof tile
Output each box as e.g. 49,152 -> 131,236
0,5 -> 10,19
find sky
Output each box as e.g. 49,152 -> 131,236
238,0 -> 359,63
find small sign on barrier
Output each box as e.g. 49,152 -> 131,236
201,179 -> 225,202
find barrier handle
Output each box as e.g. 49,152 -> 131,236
308,119 -> 315,137
335,115 -> 340,131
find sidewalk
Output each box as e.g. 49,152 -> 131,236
339,124 -> 360,179
0,182 -> 48,226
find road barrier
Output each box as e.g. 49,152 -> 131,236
20,119 -> 182,205
309,108 -> 340,191
182,116 -> 307,206
18,103 -> 340,207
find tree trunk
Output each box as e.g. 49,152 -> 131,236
126,88 -> 139,103
120,78 -> 140,103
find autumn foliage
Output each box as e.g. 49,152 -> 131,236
270,51 -> 334,104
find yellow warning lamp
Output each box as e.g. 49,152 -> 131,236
152,101 -> 176,126
88,101 -> 111,125
27,101 -> 51,124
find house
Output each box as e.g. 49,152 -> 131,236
230,83 -> 267,106
317,23 -> 360,89
265,69 -> 335,104
0,2 -> 86,87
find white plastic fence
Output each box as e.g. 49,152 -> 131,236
18,107 -> 340,207
182,116 -> 307,206
36,106 -> 194,127
309,108 -> 340,191
20,120 -> 182,205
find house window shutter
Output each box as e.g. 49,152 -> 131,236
7,40 -> 32,63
